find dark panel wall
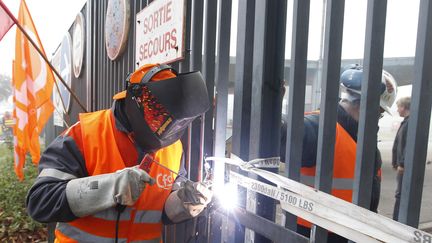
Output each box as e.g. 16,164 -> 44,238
45,4 -> 88,143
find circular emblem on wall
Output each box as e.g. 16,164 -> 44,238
57,33 -> 72,112
72,13 -> 85,78
105,0 -> 130,60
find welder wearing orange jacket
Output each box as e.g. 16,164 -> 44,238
26,64 -> 212,242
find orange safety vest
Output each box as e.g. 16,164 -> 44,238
55,110 -> 183,243
298,123 -> 356,228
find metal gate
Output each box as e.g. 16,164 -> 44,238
47,0 -> 432,242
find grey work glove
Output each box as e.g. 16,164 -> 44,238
66,166 -> 154,217
164,181 -> 212,223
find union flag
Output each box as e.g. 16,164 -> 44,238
13,0 -> 54,180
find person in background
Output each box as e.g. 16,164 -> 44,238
1,111 -> 13,132
392,96 -> 411,220
26,64 -> 213,242
281,64 -> 398,242
1,111 -> 14,147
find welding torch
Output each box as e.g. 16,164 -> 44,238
138,154 -> 213,202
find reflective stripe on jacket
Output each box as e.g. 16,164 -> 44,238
55,110 -> 183,242
298,122 -> 356,228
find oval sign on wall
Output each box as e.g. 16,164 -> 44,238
72,13 -> 85,78
51,48 -> 63,127
105,0 -> 130,60
57,33 -> 72,113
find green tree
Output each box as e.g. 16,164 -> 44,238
0,74 -> 12,103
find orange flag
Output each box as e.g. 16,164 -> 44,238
0,1 -> 14,41
13,0 -> 54,180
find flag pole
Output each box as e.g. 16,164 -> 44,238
0,1 -> 88,113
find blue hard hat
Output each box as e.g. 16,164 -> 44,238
339,64 -> 398,114
340,65 -> 364,95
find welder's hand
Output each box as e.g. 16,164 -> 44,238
164,181 -> 213,223
178,181 -> 213,216
66,166 -> 154,217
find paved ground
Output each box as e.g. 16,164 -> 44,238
377,140 -> 432,231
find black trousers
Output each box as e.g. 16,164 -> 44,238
393,171 -> 404,220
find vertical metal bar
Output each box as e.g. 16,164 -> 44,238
399,0 -> 432,227
96,0 -> 100,109
312,0 -> 345,242
191,0 -> 203,72
125,0 -> 136,89
97,0 -> 103,110
180,0 -> 192,73
249,1 -> 287,242
100,0 -> 104,109
202,0 -> 217,159
179,0 -> 192,179
249,0 -> 265,160
284,0 -> 311,231
110,8 -> 114,104
352,0 -> 387,209
211,0 -> 232,242
251,0 -> 287,160
189,0 -> 204,181
232,0 -> 254,160
199,1 -> 217,240
103,0 -> 108,109
214,0 -> 232,184
230,0 -> 255,241
92,0 -> 98,111
313,0 -> 327,112
112,57 -> 116,106
110,50 -> 114,107
186,126 -> 193,180
249,0 -> 264,236
86,0 -> 92,112
94,0 -> 98,110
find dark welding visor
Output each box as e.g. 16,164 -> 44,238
145,71 -> 210,138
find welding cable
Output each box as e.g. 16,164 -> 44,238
115,204 -> 126,243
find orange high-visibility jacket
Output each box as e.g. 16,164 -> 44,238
298,123 -> 356,228
55,110 -> 183,242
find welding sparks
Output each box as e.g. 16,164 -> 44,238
213,182 -> 239,210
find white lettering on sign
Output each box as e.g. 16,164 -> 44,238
230,171 -> 314,212
229,169 -> 432,243
135,0 -> 185,68
414,230 -> 432,243
248,157 -> 280,169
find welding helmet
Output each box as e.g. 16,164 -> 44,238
340,64 -> 397,114
113,64 -> 210,151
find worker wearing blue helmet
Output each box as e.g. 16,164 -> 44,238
281,64 -> 397,242
340,64 -> 397,115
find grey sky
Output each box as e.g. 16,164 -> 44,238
0,0 -> 86,76
0,0 -> 421,77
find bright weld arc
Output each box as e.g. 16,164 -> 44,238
216,182 -> 239,210
211,158 -> 239,210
